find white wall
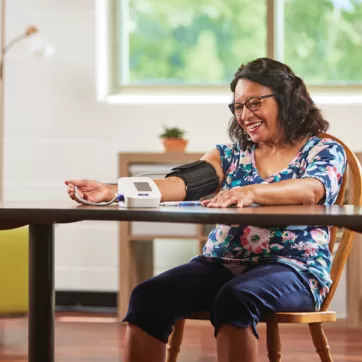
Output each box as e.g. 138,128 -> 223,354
3,0 -> 358,317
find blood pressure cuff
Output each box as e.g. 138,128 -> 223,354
165,160 -> 220,201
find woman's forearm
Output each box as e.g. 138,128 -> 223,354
154,177 -> 186,201
251,178 -> 325,206
106,184 -> 118,200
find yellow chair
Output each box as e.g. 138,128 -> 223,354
166,133 -> 362,362
0,226 -> 28,315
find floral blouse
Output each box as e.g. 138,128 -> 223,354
196,136 -> 347,311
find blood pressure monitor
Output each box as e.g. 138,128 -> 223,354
118,177 -> 161,208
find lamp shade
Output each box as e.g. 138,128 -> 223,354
26,32 -> 55,58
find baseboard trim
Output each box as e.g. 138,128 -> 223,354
55,291 -> 117,308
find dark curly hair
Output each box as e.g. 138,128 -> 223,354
228,57 -> 329,150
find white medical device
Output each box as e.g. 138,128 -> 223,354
118,177 -> 161,208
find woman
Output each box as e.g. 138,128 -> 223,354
65,57 -> 346,362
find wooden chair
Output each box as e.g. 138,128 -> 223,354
166,133 -> 362,362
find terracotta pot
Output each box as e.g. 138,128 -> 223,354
162,138 -> 188,152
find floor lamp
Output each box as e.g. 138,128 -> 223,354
0,0 -> 55,201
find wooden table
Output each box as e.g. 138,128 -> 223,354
1,202 -> 362,362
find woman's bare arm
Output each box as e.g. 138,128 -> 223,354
203,178 -> 325,208
251,178 -> 325,205
107,148 -> 225,202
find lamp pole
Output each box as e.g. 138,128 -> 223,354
0,0 -> 52,202
0,0 -> 6,202
0,0 -> 40,202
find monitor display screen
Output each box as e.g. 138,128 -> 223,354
133,182 -> 152,192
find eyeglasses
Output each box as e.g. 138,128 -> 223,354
228,94 -> 275,116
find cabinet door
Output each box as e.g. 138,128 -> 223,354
153,238 -> 201,275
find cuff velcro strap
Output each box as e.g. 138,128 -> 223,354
165,160 -> 219,201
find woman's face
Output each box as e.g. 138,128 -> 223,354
234,79 -> 281,145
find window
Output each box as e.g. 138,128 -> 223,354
125,0 -> 266,85
283,0 -> 362,85
97,0 -> 362,100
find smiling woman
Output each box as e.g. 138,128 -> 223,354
227,58 -> 329,151
67,56 -> 348,362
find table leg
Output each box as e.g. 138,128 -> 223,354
29,224 -> 54,362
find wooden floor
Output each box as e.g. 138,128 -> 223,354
0,314 -> 361,361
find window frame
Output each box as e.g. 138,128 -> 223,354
96,0 -> 362,103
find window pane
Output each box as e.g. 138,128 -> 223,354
123,0 -> 266,85
283,0 -> 362,84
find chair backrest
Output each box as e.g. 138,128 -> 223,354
317,133 -> 362,310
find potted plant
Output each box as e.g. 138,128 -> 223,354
159,126 -> 188,152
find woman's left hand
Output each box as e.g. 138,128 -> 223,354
201,186 -> 255,208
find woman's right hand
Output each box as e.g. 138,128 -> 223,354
64,179 -> 114,204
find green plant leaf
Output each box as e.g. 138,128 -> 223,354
159,126 -> 186,138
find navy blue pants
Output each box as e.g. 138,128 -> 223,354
122,258 -> 315,343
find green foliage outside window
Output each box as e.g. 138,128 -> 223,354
126,0 -> 266,84
121,0 -> 362,85
284,0 -> 362,84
